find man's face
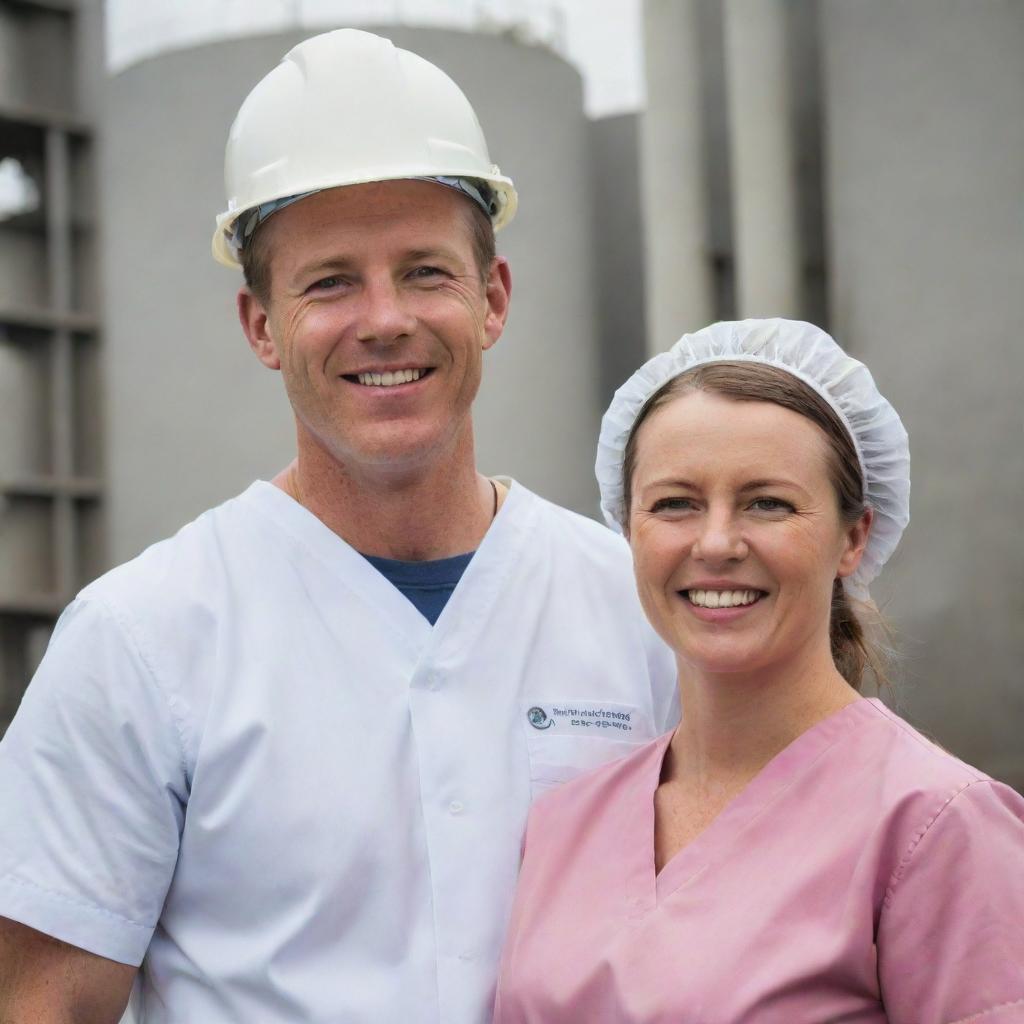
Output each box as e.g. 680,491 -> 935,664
239,180 -> 510,477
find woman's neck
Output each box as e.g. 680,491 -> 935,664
667,646 -> 860,788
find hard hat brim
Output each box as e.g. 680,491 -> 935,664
213,172 -> 517,270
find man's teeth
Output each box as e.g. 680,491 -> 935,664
357,368 -> 424,387
687,589 -> 761,609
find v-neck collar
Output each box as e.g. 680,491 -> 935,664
629,697 -> 879,909
240,477 -> 533,657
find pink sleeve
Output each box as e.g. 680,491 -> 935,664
878,780 -> 1024,1024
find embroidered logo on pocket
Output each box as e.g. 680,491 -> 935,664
527,706 -> 554,730
523,701 -> 642,737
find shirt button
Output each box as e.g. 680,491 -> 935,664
448,800 -> 464,815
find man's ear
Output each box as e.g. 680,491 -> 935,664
237,287 -> 281,370
481,256 -> 512,351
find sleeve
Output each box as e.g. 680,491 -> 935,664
878,779 -> 1024,1024
0,596 -> 189,966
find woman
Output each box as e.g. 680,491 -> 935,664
493,319 -> 1024,1023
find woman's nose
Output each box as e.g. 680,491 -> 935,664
691,510 -> 748,565
355,278 -> 417,344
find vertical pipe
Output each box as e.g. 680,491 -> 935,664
45,127 -> 77,598
723,0 -> 803,318
640,0 -> 715,353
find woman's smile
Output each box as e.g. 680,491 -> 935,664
680,586 -> 768,622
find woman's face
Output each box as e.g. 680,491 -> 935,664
627,390 -> 871,679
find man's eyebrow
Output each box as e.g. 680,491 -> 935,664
291,256 -> 356,281
291,247 -> 465,281
403,246 -> 464,265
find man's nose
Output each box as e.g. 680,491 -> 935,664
691,509 -> 748,565
355,277 -> 417,344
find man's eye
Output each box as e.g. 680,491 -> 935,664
308,276 -> 344,291
409,266 -> 445,280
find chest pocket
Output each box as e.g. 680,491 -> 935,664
522,700 -> 653,797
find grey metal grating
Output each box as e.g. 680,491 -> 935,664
0,0 -> 101,732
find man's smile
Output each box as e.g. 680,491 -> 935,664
343,367 -> 435,387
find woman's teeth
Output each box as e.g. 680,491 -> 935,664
357,368 -> 424,387
687,589 -> 761,609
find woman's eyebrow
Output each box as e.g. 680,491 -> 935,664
738,478 -> 799,491
739,478 -> 812,498
641,477 -> 700,492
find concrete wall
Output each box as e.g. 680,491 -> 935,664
99,26 -> 602,566
820,0 -> 1024,786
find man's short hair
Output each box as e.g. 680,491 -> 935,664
241,189 -> 496,305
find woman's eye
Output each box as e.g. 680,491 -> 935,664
650,497 -> 695,513
749,497 -> 793,513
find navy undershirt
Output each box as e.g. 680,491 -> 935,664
362,551 -> 475,625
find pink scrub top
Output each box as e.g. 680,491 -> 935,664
493,698 -> 1024,1023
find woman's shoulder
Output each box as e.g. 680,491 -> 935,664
847,697 -> 995,791
844,698 -> 1024,855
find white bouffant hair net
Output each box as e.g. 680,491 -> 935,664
596,318 -> 910,599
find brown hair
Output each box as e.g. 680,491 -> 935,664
621,360 -> 889,691
240,190 -> 496,304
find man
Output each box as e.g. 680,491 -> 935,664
0,29 -> 676,1022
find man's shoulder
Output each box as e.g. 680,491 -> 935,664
78,483 -> 270,620
513,484 -> 631,565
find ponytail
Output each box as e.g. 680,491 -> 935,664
830,578 -> 891,692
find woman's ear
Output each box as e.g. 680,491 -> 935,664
837,506 -> 874,579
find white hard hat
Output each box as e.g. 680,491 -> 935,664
212,28 -> 518,268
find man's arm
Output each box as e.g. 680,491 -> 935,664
0,917 -> 135,1024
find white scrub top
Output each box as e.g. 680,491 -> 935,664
0,480 -> 677,1023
